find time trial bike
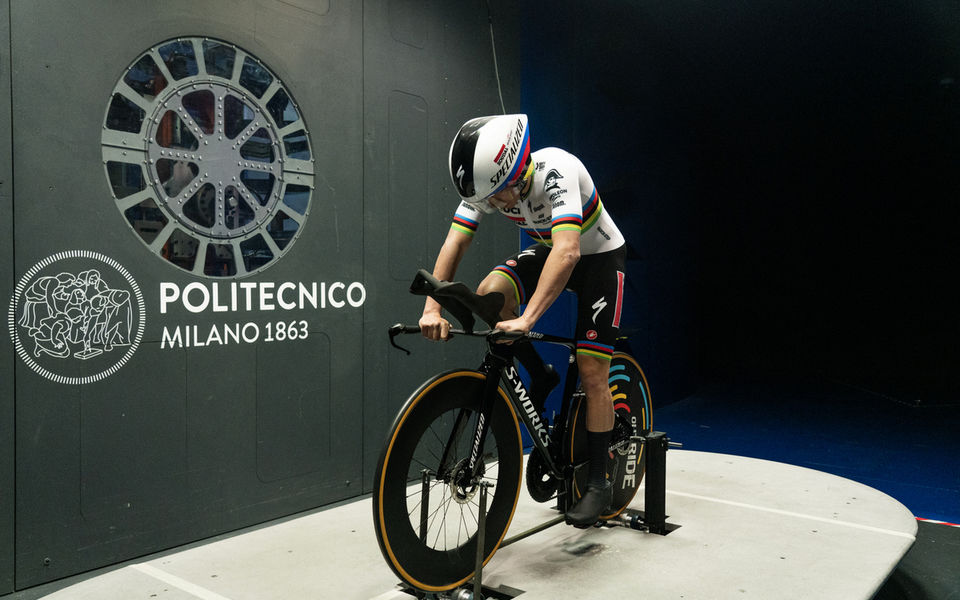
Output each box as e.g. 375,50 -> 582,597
372,269 -> 653,594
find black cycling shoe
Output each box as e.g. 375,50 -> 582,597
565,481 -> 613,528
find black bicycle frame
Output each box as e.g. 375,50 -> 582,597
461,332 -> 581,486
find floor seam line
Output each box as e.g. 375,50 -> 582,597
130,563 -> 236,600
666,489 -> 917,540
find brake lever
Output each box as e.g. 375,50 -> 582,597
388,323 -> 420,355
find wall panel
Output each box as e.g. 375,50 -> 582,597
360,0 -> 522,491
0,0 -> 14,591
3,0 -> 523,593
8,0 -> 363,590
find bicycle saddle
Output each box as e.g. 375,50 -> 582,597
409,269 -> 505,333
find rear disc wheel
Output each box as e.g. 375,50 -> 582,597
569,352 -> 653,519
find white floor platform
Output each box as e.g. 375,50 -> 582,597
36,450 -> 916,600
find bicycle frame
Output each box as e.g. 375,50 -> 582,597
463,331 -> 584,494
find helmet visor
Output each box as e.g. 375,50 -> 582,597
464,197 -> 499,214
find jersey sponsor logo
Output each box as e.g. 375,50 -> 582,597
506,259 -> 518,267
586,329 -> 598,340
544,169 -> 564,192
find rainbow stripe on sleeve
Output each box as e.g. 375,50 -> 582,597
581,189 -> 603,231
451,214 -> 479,237
551,212 -> 583,236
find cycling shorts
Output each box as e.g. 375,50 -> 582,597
491,243 -> 626,360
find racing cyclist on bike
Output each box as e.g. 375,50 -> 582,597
419,114 -> 628,527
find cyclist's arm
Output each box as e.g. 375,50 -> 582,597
498,229 -> 580,333
420,228 -> 473,339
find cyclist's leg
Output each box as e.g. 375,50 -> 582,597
564,245 -> 627,526
476,270 -> 518,321
578,354 -> 615,432
476,244 -> 550,322
477,245 -> 559,410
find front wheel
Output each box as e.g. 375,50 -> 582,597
372,370 -> 523,593
569,352 -> 653,519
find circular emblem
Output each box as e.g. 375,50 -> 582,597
586,329 -> 598,340
506,259 -> 518,267
100,37 -> 314,277
7,251 -> 146,385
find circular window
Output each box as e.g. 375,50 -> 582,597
100,37 -> 314,277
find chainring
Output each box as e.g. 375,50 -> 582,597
525,449 -> 559,503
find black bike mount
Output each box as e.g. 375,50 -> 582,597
395,431 -> 680,600
599,431 -> 682,536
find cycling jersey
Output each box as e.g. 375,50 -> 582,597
451,147 -> 625,255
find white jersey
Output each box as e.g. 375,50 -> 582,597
451,147 -> 625,255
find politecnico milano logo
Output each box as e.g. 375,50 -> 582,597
8,250 -> 146,385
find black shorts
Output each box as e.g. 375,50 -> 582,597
491,243 -> 626,360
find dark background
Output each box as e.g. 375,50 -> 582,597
522,0 -> 958,406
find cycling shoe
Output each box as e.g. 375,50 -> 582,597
565,481 -> 612,528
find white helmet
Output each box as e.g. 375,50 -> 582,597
448,114 -> 531,213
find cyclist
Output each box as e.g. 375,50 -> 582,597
419,114 -> 627,527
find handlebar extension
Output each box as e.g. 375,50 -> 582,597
387,323 -> 528,355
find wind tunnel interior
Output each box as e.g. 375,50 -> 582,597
1,0 -> 958,596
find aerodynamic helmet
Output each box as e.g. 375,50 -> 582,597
448,114 -> 531,213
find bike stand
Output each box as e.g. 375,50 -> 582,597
599,431 -> 681,535
395,478 -> 521,600
396,432 -> 680,599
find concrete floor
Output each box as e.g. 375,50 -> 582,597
33,450 -> 916,599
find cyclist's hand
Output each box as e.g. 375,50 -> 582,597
419,312 -> 451,341
494,316 -> 531,343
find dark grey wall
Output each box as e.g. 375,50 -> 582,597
3,0 -> 519,593
1,1 -> 15,593
360,1 -> 520,490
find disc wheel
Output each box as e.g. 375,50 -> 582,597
569,352 -> 653,519
373,370 -> 523,593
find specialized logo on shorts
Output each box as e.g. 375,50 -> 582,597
544,169 -> 564,192
591,296 -> 607,323
8,251 -> 146,385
